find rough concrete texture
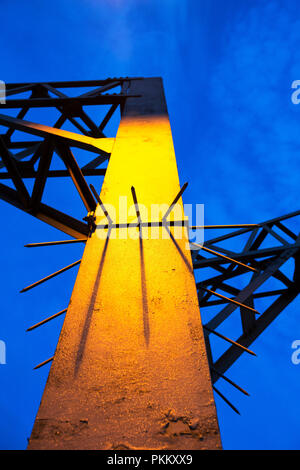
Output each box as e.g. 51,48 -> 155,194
28,78 -> 221,450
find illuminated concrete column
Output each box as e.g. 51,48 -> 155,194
28,78 -> 221,450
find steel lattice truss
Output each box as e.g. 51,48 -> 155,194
0,78 -> 299,413
192,211 -> 300,404
0,78 -> 140,238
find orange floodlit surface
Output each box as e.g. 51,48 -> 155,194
28,78 -> 221,450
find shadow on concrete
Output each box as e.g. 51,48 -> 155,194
164,224 -> 194,276
138,227 -> 150,347
74,227 -> 111,376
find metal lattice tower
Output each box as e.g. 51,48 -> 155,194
0,77 -> 299,449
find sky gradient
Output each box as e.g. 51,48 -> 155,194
0,0 -> 299,449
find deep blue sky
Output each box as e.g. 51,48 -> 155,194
0,0 -> 300,450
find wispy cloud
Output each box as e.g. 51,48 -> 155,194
206,0 -> 300,220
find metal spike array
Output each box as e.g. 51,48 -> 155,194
192,209 -> 300,414
19,174 -> 299,418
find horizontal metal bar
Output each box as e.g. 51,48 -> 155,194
204,209 -> 300,247
5,84 -> 34,97
192,242 -> 258,272
79,81 -> 121,98
253,289 -> 288,299
25,239 -> 87,248
34,356 -> 54,370
20,259 -> 81,293
203,325 -> 256,356
96,220 -> 187,230
27,308 -> 67,331
212,386 -> 240,415
200,288 -> 288,307
193,242 -> 300,269
0,94 -> 140,108
4,141 -> 44,149
190,224 -> 259,229
0,168 -> 107,179
5,78 -> 143,89
198,286 -> 259,314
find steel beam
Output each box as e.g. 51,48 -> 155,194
0,94 -> 139,109
0,114 -> 114,154
194,218 -> 300,390
30,140 -> 53,210
205,246 -> 298,331
5,78 -> 142,89
55,142 -> 96,212
211,287 -> 299,381
0,137 -> 30,208
0,168 -> 106,179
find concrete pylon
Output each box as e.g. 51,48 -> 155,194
28,78 -> 221,450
